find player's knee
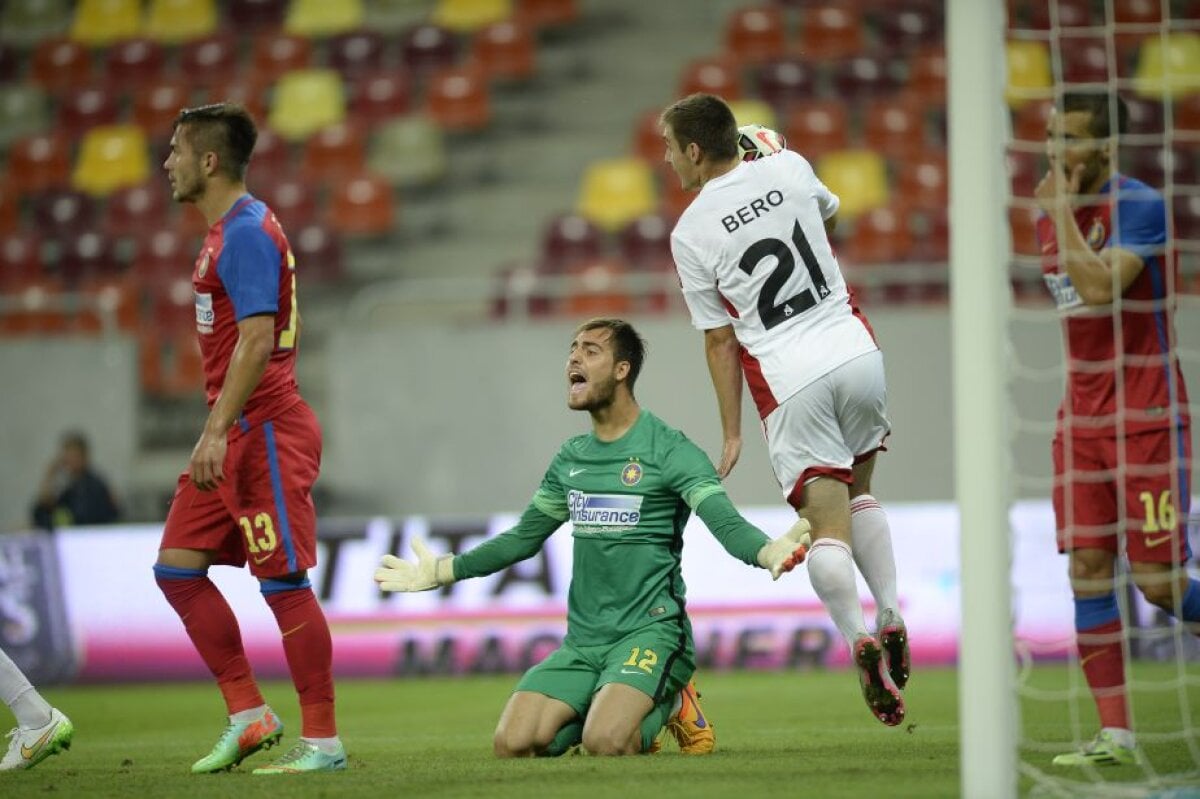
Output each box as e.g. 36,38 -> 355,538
493,727 -> 537,758
580,728 -> 639,756
1136,581 -> 1179,614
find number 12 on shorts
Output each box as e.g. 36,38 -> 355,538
1139,490 -> 1177,533
623,647 -> 658,674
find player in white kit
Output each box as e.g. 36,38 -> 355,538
661,93 -> 907,726
0,648 -> 72,770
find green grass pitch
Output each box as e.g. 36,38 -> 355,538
4,664 -> 1197,798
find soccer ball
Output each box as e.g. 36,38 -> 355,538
737,124 -> 786,162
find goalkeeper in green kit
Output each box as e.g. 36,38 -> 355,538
374,318 -> 811,756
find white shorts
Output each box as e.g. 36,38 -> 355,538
762,350 -> 891,509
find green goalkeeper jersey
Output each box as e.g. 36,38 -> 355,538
453,410 -> 770,646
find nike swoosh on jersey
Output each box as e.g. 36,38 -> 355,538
569,468 -> 587,477
1144,533 -> 1175,548
620,668 -> 646,675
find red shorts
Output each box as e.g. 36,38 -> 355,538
1052,427 -> 1192,563
160,400 -> 322,577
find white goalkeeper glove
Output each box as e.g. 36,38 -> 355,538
374,537 -> 456,592
756,517 -> 812,580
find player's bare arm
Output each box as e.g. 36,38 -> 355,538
1035,163 -> 1144,305
703,325 -> 743,479
189,314 -> 276,490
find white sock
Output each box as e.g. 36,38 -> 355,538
807,538 -> 870,646
230,704 -> 268,724
0,649 -> 51,729
850,495 -> 901,626
1101,727 -> 1135,749
670,691 -> 682,719
301,735 -> 343,754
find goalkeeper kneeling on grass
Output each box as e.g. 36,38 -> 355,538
375,318 -> 811,757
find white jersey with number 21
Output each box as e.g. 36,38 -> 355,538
670,149 -> 878,418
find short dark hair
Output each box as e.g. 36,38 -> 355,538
576,318 -> 647,393
1062,91 -> 1129,139
660,93 -> 740,162
174,103 -> 258,181
61,429 -> 89,455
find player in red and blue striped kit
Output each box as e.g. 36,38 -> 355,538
152,104 -> 345,774
1036,91 -> 1195,767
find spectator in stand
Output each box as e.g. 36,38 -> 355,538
30,430 -> 119,531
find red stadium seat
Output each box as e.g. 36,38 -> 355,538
328,30 -> 388,79
1060,35 -> 1111,84
1125,95 -> 1165,136
30,38 -> 91,91
842,205 -> 913,265
1177,92 -> 1200,135
755,58 -> 816,113
1114,0 -> 1163,24
678,56 -> 742,101
896,150 -> 949,211
290,222 -> 343,282
104,38 -> 168,90
8,134 -> 72,197
0,278 -> 70,336
909,207 -> 950,263
1012,98 -> 1052,144
228,0 -> 288,31
907,46 -> 946,106
327,173 -> 396,236
399,23 -> 459,79
140,328 -> 205,396
348,70 -> 413,125
131,228 -> 193,282
784,101 -> 851,159
55,230 -> 121,285
490,261 -> 553,318
75,273 -> 139,333
0,232 -> 44,289
831,55 -> 902,99
1174,189 -> 1200,242
797,5 -> 865,61
659,163 -> 694,219
1122,144 -> 1200,189
473,19 -> 537,82
179,33 -> 241,87
32,189 -> 97,238
246,127 -> 291,183
105,181 -> 171,239
632,109 -> 666,165
564,258 -> 633,317
724,5 -> 787,67
874,4 -> 942,52
618,212 -> 674,272
132,80 -> 193,140
1006,147 -> 1043,199
540,213 -> 607,272
515,0 -> 577,29
426,66 -> 492,132
1017,0 -> 1099,30
251,32 -> 313,86
1008,204 -> 1040,258
863,95 -> 926,160
0,44 -> 20,83
258,176 -> 318,231
202,79 -> 268,123
0,188 -> 16,234
58,86 -> 120,136
301,122 -> 367,184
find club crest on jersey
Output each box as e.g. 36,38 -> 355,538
197,249 -> 211,278
1086,219 -> 1106,250
620,461 -> 643,487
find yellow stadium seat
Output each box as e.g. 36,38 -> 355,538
72,125 -> 150,197
367,115 -> 448,188
1133,32 -> 1200,100
143,0 -> 217,44
70,0 -> 141,47
269,69 -> 346,142
432,0 -> 512,33
1005,39 -> 1052,109
285,0 -> 364,37
815,149 -> 889,220
725,98 -> 777,131
576,158 -> 657,232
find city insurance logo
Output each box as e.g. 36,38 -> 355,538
567,490 -> 642,533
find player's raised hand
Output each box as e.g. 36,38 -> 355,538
756,517 -> 812,580
374,537 -> 455,592
717,436 -> 742,479
1035,162 -> 1086,216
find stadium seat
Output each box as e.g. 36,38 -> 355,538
814,149 -> 889,219
1008,203 -> 1040,258
1174,188 -> 1200,242
349,71 -> 414,126
284,0 -> 364,37
896,150 -> 948,211
301,122 -> 367,184
723,5 -> 787,67
363,0 -> 432,34
863,95 -> 926,160
0,232 -> 43,289
33,189 -> 98,238
131,228 -> 191,281
874,4 -> 942,52
678,57 -> 742,101
490,261 -> 550,318
142,328 -> 205,396
540,213 -> 607,272
831,55 -> 902,100
909,206 -> 949,263
58,86 -> 121,136
725,98 -> 777,130
366,114 -> 449,188
132,80 -> 192,138
104,38 -> 168,90
0,86 -> 50,150
1012,98 -> 1052,144
203,79 -> 268,123
1126,95 -> 1165,136
1,0 -> 70,48
564,258 -> 633,316
290,222 -> 343,282
755,58 -> 816,113
907,46 -> 946,107
577,158 -> 658,232
797,5 -> 865,61
433,0 -> 512,33
426,65 -> 492,132
327,30 -> 388,79
0,278 -> 70,336
515,0 -> 577,29
144,0 -> 218,45
327,173 -> 396,236
75,273 -> 139,333
1059,35 -> 1111,85
55,230 -> 121,285
31,38 -> 92,90
1121,143 -> 1200,189
1006,147 -> 1043,199
618,212 -> 674,272
228,0 -> 288,31
1176,92 -> 1200,135
252,32 -> 314,86
180,33 -> 241,87
105,181 -> 171,239
1133,32 -> 1200,100
0,44 -> 19,83
842,205 -> 912,265
72,125 -> 151,197
8,134 -> 71,196
1114,0 -> 1162,25
70,0 -> 140,47
784,100 -> 851,159
258,176 -> 318,231
269,69 -> 347,141
400,23 -> 459,78
0,189 -> 16,235
473,19 -> 537,82
1005,39 -> 1052,108
632,109 -> 666,165
659,163 -> 695,219
1019,0 -> 1099,30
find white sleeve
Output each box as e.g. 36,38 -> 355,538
671,230 -> 731,331
789,151 -> 840,220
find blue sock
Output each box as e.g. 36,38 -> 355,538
1181,579 -> 1200,623
1075,593 -> 1120,630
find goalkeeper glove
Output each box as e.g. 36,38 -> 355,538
374,537 -> 456,592
756,517 -> 812,580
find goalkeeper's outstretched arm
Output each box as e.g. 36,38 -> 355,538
694,493 -> 811,580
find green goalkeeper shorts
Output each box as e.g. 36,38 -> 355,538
514,626 -> 695,716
